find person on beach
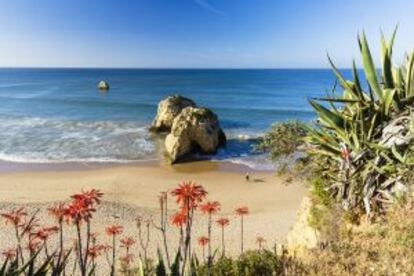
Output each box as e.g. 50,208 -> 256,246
245,172 -> 250,182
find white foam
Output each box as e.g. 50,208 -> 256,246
0,116 -> 157,163
224,154 -> 275,171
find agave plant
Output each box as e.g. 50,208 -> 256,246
305,27 -> 414,218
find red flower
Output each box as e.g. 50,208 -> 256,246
105,224 -> 123,236
86,244 -> 108,259
66,189 -> 103,223
235,206 -> 249,216
66,199 -> 96,223
170,211 -> 187,227
200,201 -> 221,215
340,143 -> 350,160
48,203 -> 69,221
1,248 -> 16,260
197,236 -> 209,247
171,181 -> 207,210
120,237 -> 136,248
216,217 -> 230,227
32,226 -> 59,241
1,207 -> 27,226
70,189 -> 103,206
120,253 -> 134,265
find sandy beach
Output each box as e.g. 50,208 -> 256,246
0,161 -> 306,263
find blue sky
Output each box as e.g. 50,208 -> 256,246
0,0 -> 413,68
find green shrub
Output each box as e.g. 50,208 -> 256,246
237,250 -> 279,276
196,256 -> 238,276
256,120 -> 307,160
195,250 -> 305,276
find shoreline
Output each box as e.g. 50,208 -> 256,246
0,158 -> 269,174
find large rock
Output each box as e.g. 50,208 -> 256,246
165,106 -> 226,163
149,95 -> 196,132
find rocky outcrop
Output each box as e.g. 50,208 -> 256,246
149,95 -> 196,132
286,197 -> 321,255
165,107 -> 226,163
97,80 -> 109,90
150,95 -> 226,163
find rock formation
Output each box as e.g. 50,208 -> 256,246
149,95 -> 196,132
150,95 -> 226,163
286,197 -> 321,255
165,107 -> 226,163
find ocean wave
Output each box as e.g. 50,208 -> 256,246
0,153 -> 160,164
0,116 -> 157,163
225,155 -> 275,171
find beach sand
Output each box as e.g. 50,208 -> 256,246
0,161 -> 306,270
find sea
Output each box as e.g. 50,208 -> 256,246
0,68 -> 343,171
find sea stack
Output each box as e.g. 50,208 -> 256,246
149,94 -> 196,132
150,94 -> 226,163
97,80 -> 110,90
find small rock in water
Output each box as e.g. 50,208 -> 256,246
97,80 -> 110,90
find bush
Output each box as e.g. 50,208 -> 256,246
255,120 -> 308,174
237,250 -> 280,276
196,250 -> 305,276
256,120 -> 307,159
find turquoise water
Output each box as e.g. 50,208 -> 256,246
0,68 -> 342,169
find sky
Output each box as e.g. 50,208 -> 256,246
0,0 -> 413,68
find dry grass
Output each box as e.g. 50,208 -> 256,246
302,198 -> 414,275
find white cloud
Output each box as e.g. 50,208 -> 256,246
194,0 -> 224,16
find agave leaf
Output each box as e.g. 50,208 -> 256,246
388,26 -> 398,57
309,100 -> 344,129
380,30 -> 394,88
406,52 -> 414,98
305,124 -> 349,149
327,54 -> 354,91
393,67 -> 403,89
352,60 -> 365,100
367,113 -> 378,141
359,32 -> 383,100
382,89 -> 396,116
311,97 -> 360,103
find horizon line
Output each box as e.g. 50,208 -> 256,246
0,66 -> 351,70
